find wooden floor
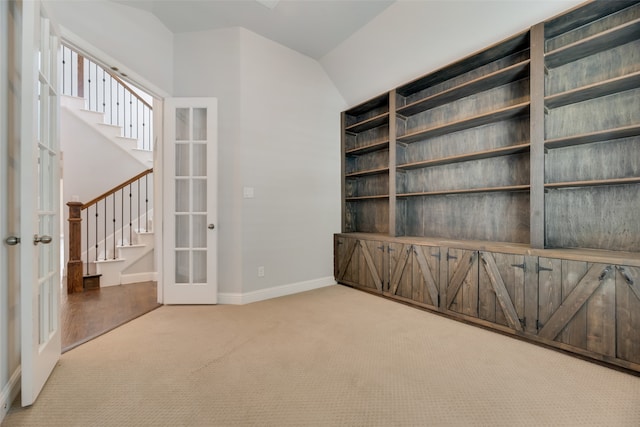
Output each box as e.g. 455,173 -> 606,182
61,281 -> 161,353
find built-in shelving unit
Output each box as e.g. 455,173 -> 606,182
342,94 -> 391,234
337,1 -> 640,374
543,0 -> 640,252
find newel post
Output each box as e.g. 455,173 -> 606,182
67,201 -> 84,293
76,53 -> 84,98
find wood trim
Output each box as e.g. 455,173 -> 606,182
529,23 -> 545,249
389,90 -> 397,237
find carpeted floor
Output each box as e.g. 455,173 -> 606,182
3,285 -> 640,426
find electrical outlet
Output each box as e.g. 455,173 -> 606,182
258,266 -> 265,277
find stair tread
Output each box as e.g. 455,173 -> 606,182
93,258 -> 125,264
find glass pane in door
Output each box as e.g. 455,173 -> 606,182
173,106 -> 209,286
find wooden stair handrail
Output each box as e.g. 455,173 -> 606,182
82,168 -> 153,210
72,49 -> 153,111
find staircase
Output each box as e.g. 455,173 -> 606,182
90,225 -> 156,287
61,95 -> 152,167
61,46 -> 157,291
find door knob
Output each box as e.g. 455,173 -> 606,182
33,234 -> 53,245
5,236 -> 20,246
208,224 -> 215,230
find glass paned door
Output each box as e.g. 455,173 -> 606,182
20,1 -> 61,406
164,99 -> 217,304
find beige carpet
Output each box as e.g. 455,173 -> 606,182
3,285 -> 640,426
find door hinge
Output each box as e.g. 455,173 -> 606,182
598,265 -> 612,281
519,317 -> 526,328
387,246 -> 395,252
447,252 -> 457,261
437,294 -> 441,307
377,245 -> 385,251
511,263 -> 526,271
536,320 -> 543,330
617,266 -> 635,286
537,263 -> 553,273
431,252 -> 441,260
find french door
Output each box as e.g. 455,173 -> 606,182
19,1 -> 61,406
163,98 -> 218,304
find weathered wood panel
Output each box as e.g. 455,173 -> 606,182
538,263 -> 612,342
344,199 -> 389,234
335,237 -> 385,294
616,265 -> 640,364
545,137 -> 640,183
404,192 -> 530,244
413,245 -> 440,307
360,240 -> 385,292
558,260 -> 588,349
446,249 -> 479,317
387,244 -> 440,308
545,184 -> 640,252
478,252 -> 525,331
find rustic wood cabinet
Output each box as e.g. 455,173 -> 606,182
335,1 -> 640,373
334,235 -> 385,294
386,242 -> 441,310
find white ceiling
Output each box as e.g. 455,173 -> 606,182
111,0 -> 395,59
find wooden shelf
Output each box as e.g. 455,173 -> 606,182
345,167 -> 389,178
345,195 -> 390,201
545,177 -> 640,189
346,94 -> 388,116
545,71 -> 640,109
345,112 -> 389,133
398,61 -> 530,117
397,31 -> 530,96
397,102 -> 530,144
546,18 -> 640,68
345,140 -> 389,156
545,124 -> 640,149
398,184 -> 530,198
543,1 -> 637,40
397,143 -> 530,170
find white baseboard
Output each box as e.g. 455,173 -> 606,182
120,272 -> 157,285
218,276 -> 336,305
0,367 -> 21,423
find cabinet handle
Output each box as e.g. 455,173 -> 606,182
617,266 -> 634,286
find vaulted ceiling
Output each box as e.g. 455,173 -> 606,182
111,0 -> 395,59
